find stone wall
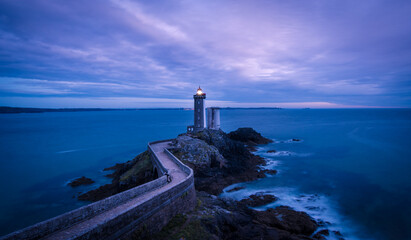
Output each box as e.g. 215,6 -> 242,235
148,139 -> 173,175
122,182 -> 196,240
1,139 -> 196,240
1,175 -> 169,240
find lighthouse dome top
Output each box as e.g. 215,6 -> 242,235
196,86 -> 205,96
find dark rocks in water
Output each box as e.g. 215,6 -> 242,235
154,191 -> 319,240
103,163 -> 124,178
313,234 -> 326,240
292,138 -> 301,142
247,145 -> 258,152
240,192 -> 278,207
78,150 -> 156,202
261,169 -> 278,175
332,230 -> 345,239
267,149 -> 277,153
226,186 -> 245,192
316,220 -> 332,227
228,127 -> 273,146
333,230 -> 342,236
254,206 -> 318,235
313,229 -> 330,240
68,176 -> 95,187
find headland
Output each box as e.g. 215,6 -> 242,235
77,127 -> 337,240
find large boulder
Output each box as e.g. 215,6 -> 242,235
171,135 -> 226,169
68,176 -> 95,187
170,129 -> 267,195
228,127 -> 273,145
254,206 -> 318,235
194,129 -> 260,174
240,192 -> 278,207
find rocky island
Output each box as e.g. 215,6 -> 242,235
78,127 -> 336,240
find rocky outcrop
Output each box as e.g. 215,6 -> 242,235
313,229 -> 330,240
254,206 -> 318,236
240,192 -> 278,207
75,127 -> 326,239
78,150 -> 156,201
260,169 -> 278,175
227,127 -> 273,146
170,129 -> 267,195
151,128 -> 324,239
171,135 -> 226,169
68,176 -> 95,187
153,191 -> 319,240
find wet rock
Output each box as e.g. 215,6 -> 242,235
333,230 -> 343,236
68,176 -> 95,187
156,191 -> 319,240
226,186 -> 245,192
240,192 -> 278,207
228,127 -> 273,145
247,145 -> 258,152
267,149 -> 277,153
333,230 -> 345,239
261,169 -> 278,175
254,206 -> 318,235
313,229 -> 330,239
292,138 -> 301,142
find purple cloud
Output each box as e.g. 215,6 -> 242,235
0,0 -> 410,107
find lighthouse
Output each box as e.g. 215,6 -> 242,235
193,86 -> 206,132
187,87 -> 220,133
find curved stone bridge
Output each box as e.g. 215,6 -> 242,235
1,140 -> 196,240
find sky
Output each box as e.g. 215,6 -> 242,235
0,0 -> 411,108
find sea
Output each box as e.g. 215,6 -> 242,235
0,109 -> 410,239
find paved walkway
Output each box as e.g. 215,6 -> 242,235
44,141 -> 188,240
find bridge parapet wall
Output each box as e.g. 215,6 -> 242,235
1,175 -> 168,240
1,139 -> 195,240
147,139 -> 174,175
164,148 -> 192,176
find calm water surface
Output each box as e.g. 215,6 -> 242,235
0,109 -> 410,239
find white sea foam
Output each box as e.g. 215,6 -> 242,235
261,158 -> 280,169
270,138 -> 305,144
260,151 -> 312,158
57,149 -> 84,154
56,143 -> 135,154
221,137 -> 369,239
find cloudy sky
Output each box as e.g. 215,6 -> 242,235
0,0 -> 410,108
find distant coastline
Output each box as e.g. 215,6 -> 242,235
0,106 -> 282,114
0,106 -> 183,114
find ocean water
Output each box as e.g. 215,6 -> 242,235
0,109 -> 410,239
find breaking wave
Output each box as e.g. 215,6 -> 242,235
262,151 -> 312,157
274,139 -> 304,144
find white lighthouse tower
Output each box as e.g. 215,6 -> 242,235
187,87 -> 221,133
207,107 -> 220,130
